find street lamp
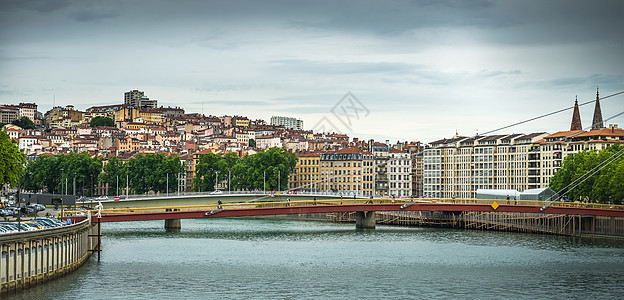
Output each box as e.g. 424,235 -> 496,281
14,161 -> 23,232
215,171 -> 219,191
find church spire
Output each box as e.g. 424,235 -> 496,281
591,85 -> 604,130
570,96 -> 582,131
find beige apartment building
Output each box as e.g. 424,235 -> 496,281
423,92 -> 623,198
318,147 -> 375,197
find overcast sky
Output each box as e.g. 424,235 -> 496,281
1,0 -> 623,143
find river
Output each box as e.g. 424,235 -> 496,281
9,218 -> 624,299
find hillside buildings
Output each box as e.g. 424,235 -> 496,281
4,87 -> 621,197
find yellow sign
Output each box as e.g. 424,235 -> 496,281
491,201 -> 499,210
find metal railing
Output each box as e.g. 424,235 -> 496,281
63,198 -> 624,217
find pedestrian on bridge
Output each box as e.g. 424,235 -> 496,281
217,200 -> 222,209
286,197 -> 291,207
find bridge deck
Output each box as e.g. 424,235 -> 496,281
67,199 -> 624,222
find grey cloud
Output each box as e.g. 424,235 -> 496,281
270,59 -> 422,75
527,74 -> 624,91
0,0 -> 72,12
69,10 -> 119,22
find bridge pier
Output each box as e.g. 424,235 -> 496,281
164,209 -> 181,230
355,211 -> 375,229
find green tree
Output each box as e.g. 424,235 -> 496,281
23,155 -> 59,193
11,116 -> 35,129
126,154 -> 183,194
248,139 -> 256,148
89,116 -> 115,127
193,153 -> 221,192
0,130 -> 26,187
23,152 -> 102,195
550,144 -> 624,204
101,156 -> 127,196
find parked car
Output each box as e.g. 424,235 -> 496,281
210,190 -> 223,195
4,207 -> 18,216
36,218 -> 64,227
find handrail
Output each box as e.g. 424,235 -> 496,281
0,218 -> 91,243
62,198 -> 624,217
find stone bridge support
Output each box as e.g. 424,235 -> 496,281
164,209 -> 181,230
355,211 -> 375,229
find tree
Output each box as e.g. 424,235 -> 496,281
101,156 -> 127,196
550,144 -> 624,204
11,116 -> 35,129
90,116 -> 115,127
22,152 -> 102,195
0,130 -> 26,187
249,138 -> 256,148
193,153 -> 221,192
194,147 -> 298,191
126,154 -> 183,194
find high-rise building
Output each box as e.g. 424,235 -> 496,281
270,116 -> 303,130
124,90 -> 157,108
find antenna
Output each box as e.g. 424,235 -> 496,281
53,92 -> 56,107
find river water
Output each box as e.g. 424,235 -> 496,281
9,218 -> 624,299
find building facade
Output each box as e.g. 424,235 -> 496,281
270,116 -> 303,130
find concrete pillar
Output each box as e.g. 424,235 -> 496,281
355,211 -> 375,229
164,219 -> 181,230
164,208 -> 181,230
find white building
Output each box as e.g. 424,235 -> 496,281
388,148 -> 412,197
270,116 -> 303,130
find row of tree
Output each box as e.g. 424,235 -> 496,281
193,147 -> 298,192
549,144 -> 624,204
21,153 -> 183,196
2,142 -> 296,196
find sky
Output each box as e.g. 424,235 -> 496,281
1,0 -> 623,143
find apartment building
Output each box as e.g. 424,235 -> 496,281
289,152 -> 321,191
319,147 -> 374,196
388,148 -> 412,197
270,116 -> 303,130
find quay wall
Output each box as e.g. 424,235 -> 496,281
0,217 -> 99,294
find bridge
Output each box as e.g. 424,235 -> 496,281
67,194 -> 624,231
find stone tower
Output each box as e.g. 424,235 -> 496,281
591,86 -> 604,130
570,96 -> 582,131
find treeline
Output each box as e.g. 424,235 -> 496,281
23,153 -> 183,196
193,147 -> 297,192
549,144 -> 624,204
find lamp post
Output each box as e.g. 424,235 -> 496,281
263,171 -> 266,192
228,169 -> 231,194
60,168 -> 64,195
215,171 -> 219,191
166,173 -> 169,197
15,161 -> 23,232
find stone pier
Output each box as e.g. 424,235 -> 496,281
164,219 -> 181,229
164,209 -> 181,229
355,211 -> 375,229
